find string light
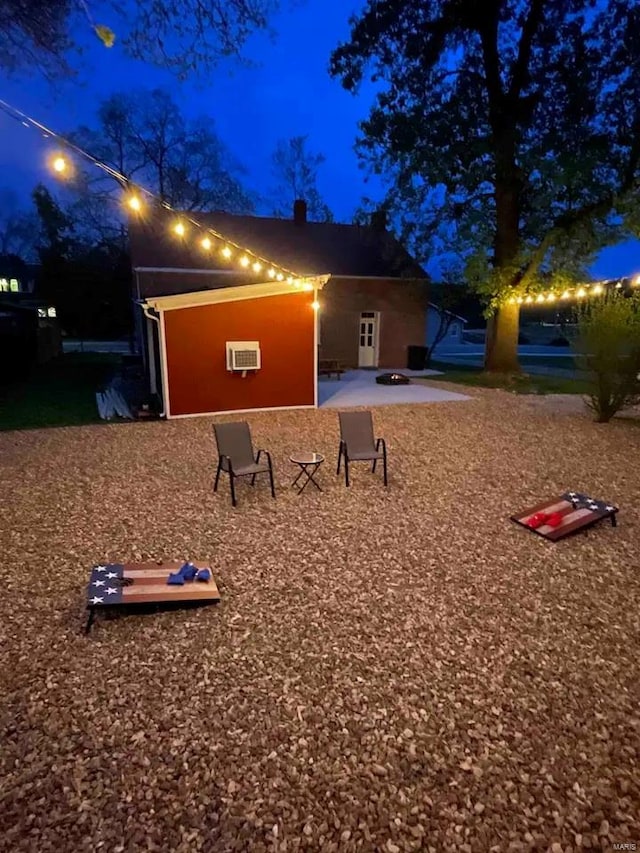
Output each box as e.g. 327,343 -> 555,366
302,283 -> 314,292
592,284 -> 603,295
240,256 -> 250,268
576,287 -> 587,298
536,294 -> 545,303
201,237 -> 212,250
311,300 -> 320,310
0,97 -> 305,283
546,293 -> 556,302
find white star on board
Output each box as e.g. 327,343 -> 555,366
106,587 -> 118,595
106,571 -> 119,579
89,596 -> 104,605
605,505 -> 615,512
94,565 -> 107,572
93,579 -> 105,587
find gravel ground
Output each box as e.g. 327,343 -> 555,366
1,391 -> 638,853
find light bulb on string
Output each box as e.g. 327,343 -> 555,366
516,296 -> 524,304
276,273 -> 284,281
268,268 -> 276,279
616,281 -> 623,289
576,287 -> 586,298
592,284 -> 603,295
173,221 -> 185,237
52,155 -> 67,173
201,237 -> 212,251
536,294 -> 545,303
546,293 -> 556,302
252,261 -> 262,273
222,246 -> 232,259
311,301 -> 320,311
127,194 -> 142,212
525,295 -> 533,304
561,290 -> 571,300
240,255 -> 250,268
286,276 -> 293,284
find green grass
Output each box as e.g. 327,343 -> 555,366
443,354 -> 577,371
418,361 -> 591,395
0,353 -> 122,432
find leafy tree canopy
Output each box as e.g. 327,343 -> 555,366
0,0 -> 278,79
331,0 -> 640,368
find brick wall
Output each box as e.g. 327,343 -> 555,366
319,277 -> 428,369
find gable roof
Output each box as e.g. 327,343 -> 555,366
130,210 -> 427,279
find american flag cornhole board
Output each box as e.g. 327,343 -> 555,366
511,491 -> 618,541
85,561 -> 220,633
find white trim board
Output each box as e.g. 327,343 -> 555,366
143,275 -> 330,312
168,404 -> 317,420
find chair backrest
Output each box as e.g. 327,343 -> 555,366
338,410 -> 376,454
213,421 -> 256,468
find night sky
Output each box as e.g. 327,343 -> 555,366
0,0 -> 637,279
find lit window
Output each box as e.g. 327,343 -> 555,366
0,278 -> 8,292
47,306 -> 57,318
38,308 -> 47,318
9,278 -> 19,292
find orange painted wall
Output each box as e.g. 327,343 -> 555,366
164,291 -> 316,416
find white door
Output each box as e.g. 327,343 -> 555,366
358,311 -> 379,367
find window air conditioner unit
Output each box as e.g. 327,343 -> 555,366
226,341 -> 261,372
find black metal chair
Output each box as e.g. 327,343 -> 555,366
213,421 -> 276,507
337,410 -> 388,487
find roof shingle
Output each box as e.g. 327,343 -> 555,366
130,211 -> 427,279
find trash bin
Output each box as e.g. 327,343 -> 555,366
407,345 -> 428,370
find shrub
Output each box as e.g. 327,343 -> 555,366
549,335 -> 569,346
573,293 -> 640,422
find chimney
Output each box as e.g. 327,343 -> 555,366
293,199 -> 307,225
370,209 -> 387,231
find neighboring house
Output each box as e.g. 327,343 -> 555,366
129,201 -> 429,419
0,258 -> 60,366
426,303 -> 468,354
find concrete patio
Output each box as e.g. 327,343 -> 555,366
318,368 -> 471,407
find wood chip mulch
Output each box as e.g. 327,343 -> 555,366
0,390 -> 638,852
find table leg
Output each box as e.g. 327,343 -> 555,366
297,463 -> 322,493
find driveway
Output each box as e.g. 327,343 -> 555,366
318,368 -> 471,407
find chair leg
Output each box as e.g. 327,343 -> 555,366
337,443 -> 343,475
230,473 -> 237,507
268,460 -> 276,499
344,454 -> 350,487
214,459 -> 222,492
383,447 -> 388,487
372,457 -> 377,473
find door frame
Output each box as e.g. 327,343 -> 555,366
358,310 -> 380,367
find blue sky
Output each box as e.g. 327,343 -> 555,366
0,0 -> 637,279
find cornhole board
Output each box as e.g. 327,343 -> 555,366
85,561 -> 220,634
511,491 -> 618,541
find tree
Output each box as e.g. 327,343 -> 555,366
270,136 -> 333,222
426,281 -> 471,366
330,0 -> 640,373
71,89 -> 254,220
0,0 -> 278,79
0,189 -> 39,260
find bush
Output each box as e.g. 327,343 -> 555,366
573,293 -> 640,422
549,335 -> 569,346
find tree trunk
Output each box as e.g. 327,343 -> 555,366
484,301 -> 520,372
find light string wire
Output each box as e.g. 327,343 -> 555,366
0,96 -> 302,283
